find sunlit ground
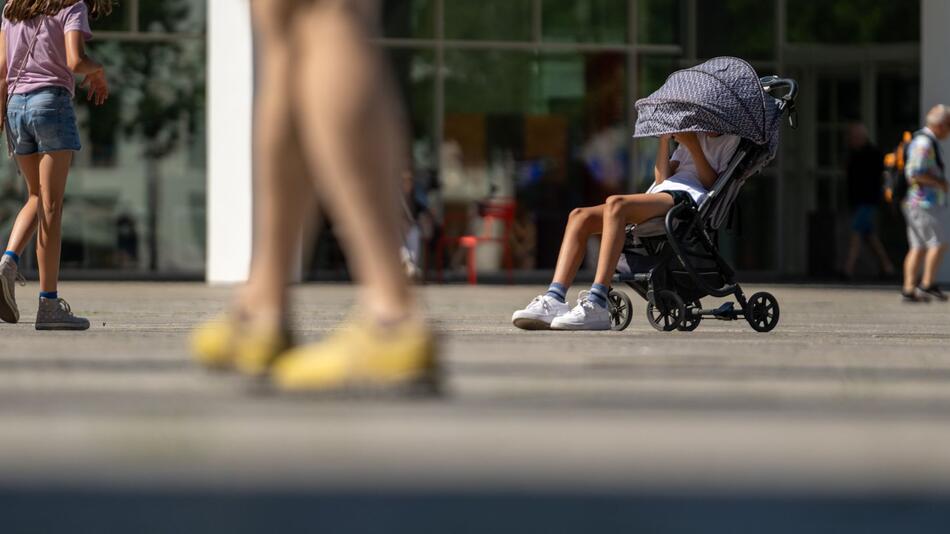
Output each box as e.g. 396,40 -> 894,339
1,282 -> 949,533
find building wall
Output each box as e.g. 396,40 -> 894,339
207,0 -> 253,284
206,1 -> 934,283
922,0 -> 950,282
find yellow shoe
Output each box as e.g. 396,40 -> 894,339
272,320 -> 440,395
191,315 -> 290,376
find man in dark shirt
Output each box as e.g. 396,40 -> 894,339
844,123 -> 896,278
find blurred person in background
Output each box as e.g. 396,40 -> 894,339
400,165 -> 438,281
842,123 -> 895,280
901,104 -> 950,303
192,0 -> 440,394
0,0 -> 110,329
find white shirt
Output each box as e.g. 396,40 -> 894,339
647,133 -> 741,205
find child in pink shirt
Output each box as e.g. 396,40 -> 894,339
0,0 -> 111,330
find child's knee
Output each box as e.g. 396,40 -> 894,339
41,199 -> 62,219
568,208 -> 599,235
568,207 -> 590,224
604,195 -> 627,218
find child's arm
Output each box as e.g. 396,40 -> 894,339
65,31 -> 108,105
654,135 -> 674,185
65,31 -> 101,74
677,132 -> 718,189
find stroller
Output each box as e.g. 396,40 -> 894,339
608,57 -> 798,333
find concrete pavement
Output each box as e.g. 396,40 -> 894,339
1,282 -> 949,532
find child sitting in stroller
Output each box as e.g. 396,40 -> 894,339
512,130 -> 740,331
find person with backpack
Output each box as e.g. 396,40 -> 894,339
901,104 -> 950,303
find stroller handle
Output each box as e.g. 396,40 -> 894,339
760,76 -> 799,128
760,76 -> 798,103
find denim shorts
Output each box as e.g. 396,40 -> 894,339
6,86 -> 81,155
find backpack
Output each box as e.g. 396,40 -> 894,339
884,131 -> 913,204
885,130 -> 945,204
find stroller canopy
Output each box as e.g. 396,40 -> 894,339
634,57 -> 782,157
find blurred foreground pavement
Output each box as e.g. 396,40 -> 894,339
2,283 -> 950,533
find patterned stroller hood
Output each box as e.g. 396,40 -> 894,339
634,57 -> 783,160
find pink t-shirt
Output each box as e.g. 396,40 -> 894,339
2,2 -> 92,96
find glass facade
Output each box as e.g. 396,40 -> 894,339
308,0 -> 689,278
0,0 -> 922,280
328,0 -> 922,281
0,0 -> 206,276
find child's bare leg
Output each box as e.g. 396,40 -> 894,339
241,2 -> 315,326
0,158 -> 39,323
551,205 -> 604,287
290,1 -> 411,322
35,152 -> 72,293
593,193 -> 674,287
5,157 -> 41,257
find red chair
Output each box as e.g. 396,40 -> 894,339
435,198 -> 516,284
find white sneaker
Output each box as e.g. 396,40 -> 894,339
512,294 -> 570,330
550,291 -> 611,331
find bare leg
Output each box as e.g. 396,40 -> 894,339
867,233 -> 896,275
593,193 -> 674,287
33,152 -> 72,293
242,2 -> 316,326
843,232 -> 860,277
551,205 -> 604,287
921,245 -> 948,288
903,248 -> 926,293
4,155 -> 41,256
290,1 -> 411,322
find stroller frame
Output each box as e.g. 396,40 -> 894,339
609,76 -> 799,333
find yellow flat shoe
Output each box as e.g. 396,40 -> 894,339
191,315 -> 290,376
272,320 -> 440,395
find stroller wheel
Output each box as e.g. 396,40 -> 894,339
677,300 -> 702,332
608,289 -> 633,331
745,292 -> 780,332
646,290 -> 685,332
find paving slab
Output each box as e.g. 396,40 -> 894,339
1,282 -> 949,532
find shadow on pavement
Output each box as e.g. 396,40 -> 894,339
2,488 -> 949,534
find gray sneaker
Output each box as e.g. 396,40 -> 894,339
35,297 -> 90,331
0,256 -> 24,324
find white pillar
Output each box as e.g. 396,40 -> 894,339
206,0 -> 254,283
921,0 -> 950,283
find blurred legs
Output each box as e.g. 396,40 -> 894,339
195,0 -> 436,391
903,248 -> 925,293
240,9 -> 315,327
845,232 -> 895,277
921,245 -> 947,288
868,234 -> 896,275
290,1 -> 412,322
